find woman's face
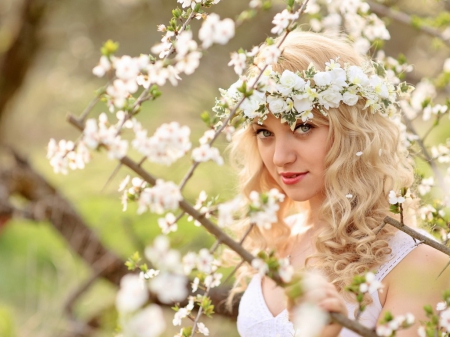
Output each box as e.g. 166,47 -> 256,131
252,114 -> 330,206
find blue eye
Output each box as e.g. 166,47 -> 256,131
256,129 -> 273,138
295,124 -> 312,134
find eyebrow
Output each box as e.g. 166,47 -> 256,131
252,123 -> 267,127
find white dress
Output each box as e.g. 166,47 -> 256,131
237,229 -> 422,337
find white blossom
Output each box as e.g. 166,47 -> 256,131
418,177 -> 434,196
140,269 -> 159,280
257,44 -> 281,67
172,307 -> 189,326
444,58 -> 450,72
431,143 -> 450,163
359,272 -> 383,293
293,302 -> 328,337
248,189 -> 285,229
133,122 -> 191,166
137,180 -> 181,215
199,129 -> 216,145
356,151 -> 363,156
441,308 -> 450,332
423,104 -> 448,121
191,277 -> 200,292
192,144 -> 224,165
228,52 -> 247,75
199,14 -> 235,49
419,204 -> 437,222
123,304 -> 166,337
176,50 -> 202,75
151,31 -> 175,59
417,326 -> 426,337
158,212 -> 178,234
388,190 -> 405,205
92,56 -> 111,77
278,258 -> 294,283
218,195 -> 244,227
147,61 -> 181,86
183,252 -> 197,275
376,324 -> 393,337
145,236 -> 183,275
177,0 -> 201,9
252,258 -> 269,276
149,272 -> 188,304
197,322 -> 210,336
114,55 -> 140,81
437,301 -> 448,311
116,274 -> 148,313
196,248 -> 215,274
204,273 -> 223,288
271,9 -> 299,35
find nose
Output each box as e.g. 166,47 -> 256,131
273,134 -> 296,167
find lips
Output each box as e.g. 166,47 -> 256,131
279,172 -> 308,185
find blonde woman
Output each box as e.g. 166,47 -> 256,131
219,32 -> 450,337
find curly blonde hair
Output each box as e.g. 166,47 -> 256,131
227,31 -> 414,304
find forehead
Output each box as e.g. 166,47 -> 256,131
252,113 -> 327,129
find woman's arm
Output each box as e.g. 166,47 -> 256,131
380,244 -> 450,336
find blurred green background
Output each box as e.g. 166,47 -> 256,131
0,0 -> 449,336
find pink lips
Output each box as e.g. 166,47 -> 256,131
279,172 -> 308,185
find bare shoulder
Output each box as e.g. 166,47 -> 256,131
385,243 -> 450,292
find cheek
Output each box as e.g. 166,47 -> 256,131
257,143 -> 275,170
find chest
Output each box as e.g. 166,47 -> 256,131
261,246 -> 313,316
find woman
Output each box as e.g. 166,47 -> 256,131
221,32 -> 450,337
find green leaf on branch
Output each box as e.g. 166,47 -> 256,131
390,204 -> 400,214
262,1 -> 272,10
125,251 -> 142,270
423,304 -> 433,316
149,85 -> 162,99
265,37 -> 275,46
411,15 -> 424,29
172,7 -> 182,18
201,111 -> 211,126
181,326 -> 192,337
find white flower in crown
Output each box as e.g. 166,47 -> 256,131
277,69 -> 306,95
213,58 -> 409,129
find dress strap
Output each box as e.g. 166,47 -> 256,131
375,229 -> 422,282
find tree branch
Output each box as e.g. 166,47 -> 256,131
384,215 -> 450,256
367,0 -> 450,47
402,114 -> 449,191
0,0 -> 55,124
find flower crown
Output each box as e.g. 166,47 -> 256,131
213,58 -> 413,129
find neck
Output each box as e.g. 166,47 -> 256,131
304,193 -> 326,229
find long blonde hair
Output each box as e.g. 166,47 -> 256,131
227,31 -> 414,303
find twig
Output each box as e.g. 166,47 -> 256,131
367,0 -> 450,47
422,115 -> 444,144
384,215 -> 450,256
101,162 -> 122,193
329,312 -> 379,337
191,239 -> 223,337
64,252 -> 118,318
222,260 -> 245,286
402,114 -> 449,192
239,223 -> 254,245
70,108 -> 257,264
79,94 -> 102,123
